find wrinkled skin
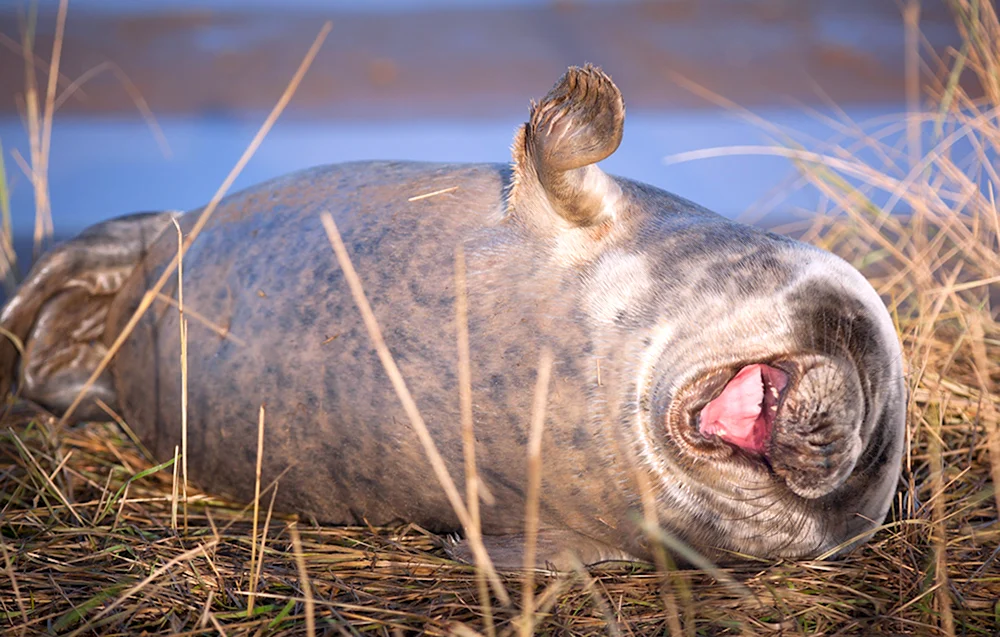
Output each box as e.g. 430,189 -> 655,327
0,66 -> 906,569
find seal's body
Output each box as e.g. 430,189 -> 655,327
0,67 -> 906,568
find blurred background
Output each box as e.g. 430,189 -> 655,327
0,0 -> 969,273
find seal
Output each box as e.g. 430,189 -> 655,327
0,65 -> 906,569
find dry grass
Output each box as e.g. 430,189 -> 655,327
1,1 -> 999,635
1,405 -> 996,635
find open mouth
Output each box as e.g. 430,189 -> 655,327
695,364 -> 790,455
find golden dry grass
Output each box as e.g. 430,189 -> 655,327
1,0 -> 999,635
0,398 -> 996,635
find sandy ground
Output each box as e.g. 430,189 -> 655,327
0,0 -> 968,120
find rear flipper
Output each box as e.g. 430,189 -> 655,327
0,211 -> 179,421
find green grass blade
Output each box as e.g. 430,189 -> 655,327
268,598 -> 298,629
99,457 -> 177,521
52,587 -> 123,633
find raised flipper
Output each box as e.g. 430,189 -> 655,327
509,64 -> 626,229
0,211 -> 178,421
448,529 -> 638,572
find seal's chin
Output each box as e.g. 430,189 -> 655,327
697,364 -> 789,456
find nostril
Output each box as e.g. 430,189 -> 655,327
769,354 -> 864,499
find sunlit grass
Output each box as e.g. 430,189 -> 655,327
0,1 -> 996,635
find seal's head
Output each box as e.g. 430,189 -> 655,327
638,252 -> 907,560
507,65 -> 906,561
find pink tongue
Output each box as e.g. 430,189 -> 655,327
699,364 -> 770,454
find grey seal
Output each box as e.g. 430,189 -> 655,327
0,65 -> 906,568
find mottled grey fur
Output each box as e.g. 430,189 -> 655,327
0,66 -> 906,569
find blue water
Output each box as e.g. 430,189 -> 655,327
41,0 -> 621,14
0,107 -> 904,240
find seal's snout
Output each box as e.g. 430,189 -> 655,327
768,355 -> 865,500
698,363 -> 788,454
689,354 -> 867,501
